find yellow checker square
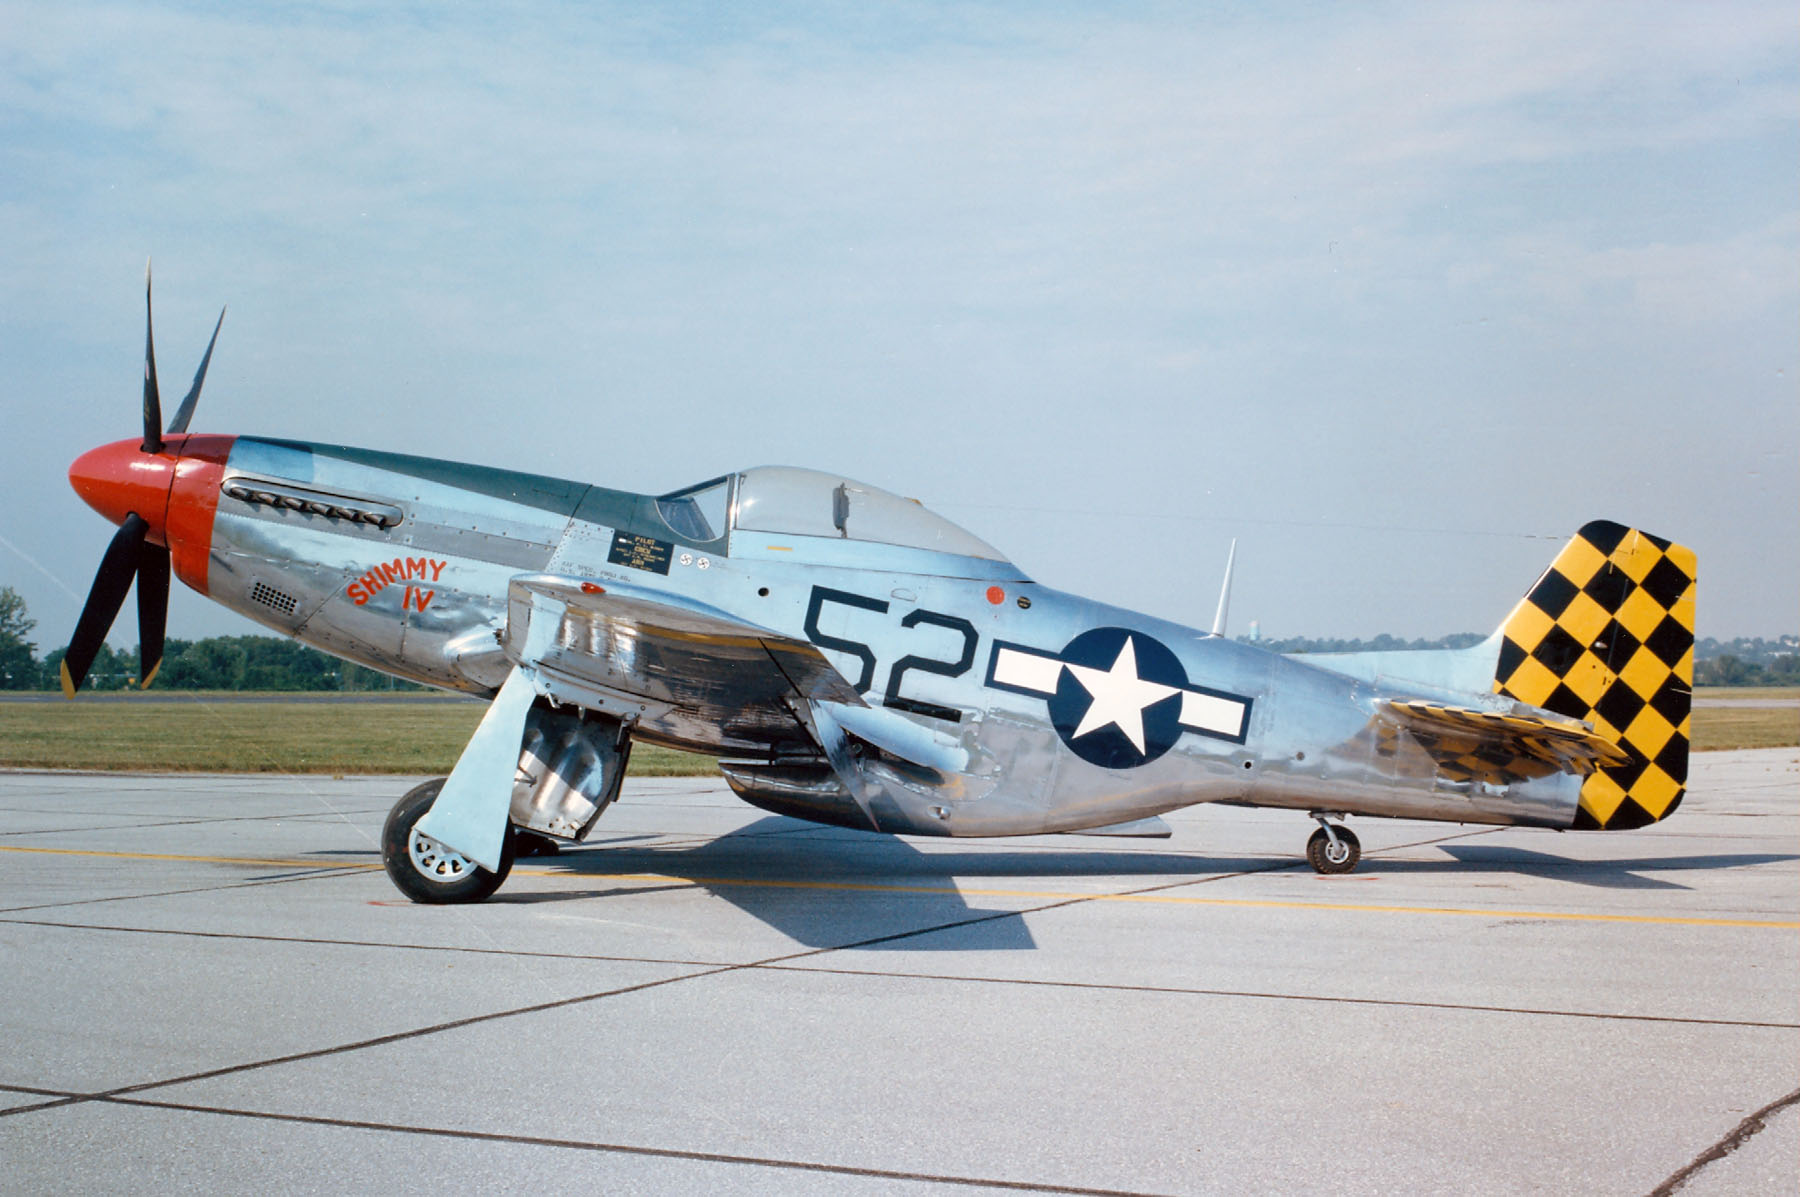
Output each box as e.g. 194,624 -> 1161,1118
1556,536 -> 1608,587
1502,600 -> 1555,651
1624,706 -> 1676,758
1556,591 -> 1612,647
1580,772 -> 1628,824
1631,765 -> 1683,819
1610,533 -> 1668,583
1672,592 -> 1697,630
1588,708 -> 1623,743
1562,654 -> 1613,708
1613,586 -> 1670,640
1617,646 -> 1674,700
1497,654 -> 1561,707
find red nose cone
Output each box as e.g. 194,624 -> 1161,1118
68,438 -> 176,543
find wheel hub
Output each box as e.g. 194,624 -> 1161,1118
408,828 -> 475,882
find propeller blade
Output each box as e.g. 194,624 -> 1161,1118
141,262 -> 164,454
167,306 -> 225,435
136,541 -> 170,688
61,514 -> 149,698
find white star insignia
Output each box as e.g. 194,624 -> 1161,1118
1063,636 -> 1178,754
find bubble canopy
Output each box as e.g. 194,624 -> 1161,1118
660,467 -> 1010,566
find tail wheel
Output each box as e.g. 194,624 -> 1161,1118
381,778 -> 514,904
1306,825 -> 1361,875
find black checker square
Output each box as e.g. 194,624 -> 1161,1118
1495,636 -> 1528,685
1653,735 -> 1688,785
1604,795 -> 1656,831
1593,680 -> 1647,734
1581,563 -> 1631,614
1578,520 -> 1630,556
1603,750 -> 1649,791
1527,569 -> 1580,620
1591,619 -> 1641,673
1531,624 -> 1586,676
1639,554 -> 1692,609
1647,675 -> 1690,726
1541,681 -> 1588,721
1643,614 -> 1690,668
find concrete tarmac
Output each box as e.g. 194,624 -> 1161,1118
1,751 -> 1795,1195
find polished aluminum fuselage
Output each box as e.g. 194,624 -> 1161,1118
201,437 -> 1582,838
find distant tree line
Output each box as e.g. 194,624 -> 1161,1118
1692,637 -> 1800,687
1,586 -> 1794,691
1244,632 -> 1489,654
0,587 -> 418,692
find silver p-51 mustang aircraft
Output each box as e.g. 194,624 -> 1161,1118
63,276 -> 1698,902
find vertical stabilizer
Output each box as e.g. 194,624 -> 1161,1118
1493,521 -> 1696,830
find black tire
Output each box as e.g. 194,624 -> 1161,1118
381,778 -> 514,904
1306,825 -> 1361,875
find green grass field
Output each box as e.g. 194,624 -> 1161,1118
1689,706 -> 1800,752
0,689 -> 1793,774
0,699 -> 713,775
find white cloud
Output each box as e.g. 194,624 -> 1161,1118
2,0 -> 1794,641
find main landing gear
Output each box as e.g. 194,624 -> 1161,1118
381,778 -> 515,904
1306,814 -> 1361,875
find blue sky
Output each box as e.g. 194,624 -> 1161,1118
3,1 -> 1794,652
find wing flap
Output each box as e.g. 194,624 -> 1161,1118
504,575 -> 863,750
1381,698 -> 1629,786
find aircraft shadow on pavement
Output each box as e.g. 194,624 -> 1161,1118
497,816 -> 1278,951
1415,844 -> 1798,891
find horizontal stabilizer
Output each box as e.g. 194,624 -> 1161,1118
1381,699 -> 1629,787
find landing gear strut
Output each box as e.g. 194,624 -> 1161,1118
1306,815 -> 1360,875
381,778 -> 515,904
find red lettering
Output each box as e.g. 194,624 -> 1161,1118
348,561 -> 446,607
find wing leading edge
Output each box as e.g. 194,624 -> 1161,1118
504,574 -> 863,749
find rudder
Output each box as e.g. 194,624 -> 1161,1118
1492,521 -> 1696,830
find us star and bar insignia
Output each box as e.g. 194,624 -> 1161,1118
987,627 -> 1251,769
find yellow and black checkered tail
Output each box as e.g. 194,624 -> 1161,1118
1492,521 -> 1696,830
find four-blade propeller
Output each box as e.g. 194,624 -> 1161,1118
62,265 -> 224,698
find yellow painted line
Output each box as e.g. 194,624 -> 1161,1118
0,844 -> 379,871
4,844 -> 1792,929
523,869 -> 1798,929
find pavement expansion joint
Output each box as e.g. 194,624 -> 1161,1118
754,962 -> 1800,1030
0,862 -> 375,915
1649,1085 -> 1800,1196
4,762 -> 1795,1191
0,915 -> 726,966
68,1095 -> 1179,1197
